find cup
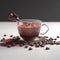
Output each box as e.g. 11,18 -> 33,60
17,19 -> 49,40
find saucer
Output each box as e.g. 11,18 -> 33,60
23,36 -> 47,43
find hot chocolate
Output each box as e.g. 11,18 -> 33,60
17,21 -> 41,40
17,19 -> 49,40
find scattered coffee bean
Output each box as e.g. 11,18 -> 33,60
1,40 -> 3,42
44,36 -> 48,38
34,42 -> 37,45
37,42 -> 40,44
1,38 -> 5,42
56,42 -> 60,45
0,43 -> 7,46
45,47 -> 50,50
7,45 -> 11,48
11,42 -> 16,46
24,45 -> 28,48
49,38 -> 53,40
1,35 -> 60,51
46,41 -> 49,44
39,42 -> 43,45
10,35 -> 13,37
16,36 -> 20,40
40,44 -> 45,47
28,47 -> 32,51
4,34 -> 7,36
35,44 -> 39,47
29,43 -> 33,46
2,38 -> 5,40
57,36 -> 59,38
49,41 -> 54,45
3,39 -> 12,43
19,44 -> 23,47
53,41 -> 56,44
54,38 -> 57,40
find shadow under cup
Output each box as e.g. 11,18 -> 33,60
17,19 -> 42,41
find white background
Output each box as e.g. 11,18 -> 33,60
0,22 -> 60,60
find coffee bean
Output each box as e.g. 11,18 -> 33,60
4,34 -> 7,36
1,39 -> 4,42
40,44 -> 45,47
35,44 -> 39,47
49,38 -> 53,40
54,38 -> 57,40
34,42 -> 37,45
2,38 -> 5,40
13,36 -> 16,39
46,41 -> 49,44
24,45 -> 28,48
0,43 -> 7,46
39,42 -> 43,45
19,44 -> 23,47
45,47 -> 50,50
49,41 -> 54,45
53,41 -> 56,44
37,42 -> 40,44
12,36 -> 20,44
57,36 -> 59,38
7,45 -> 11,48
44,36 -> 48,38
13,36 -> 19,40
16,36 -> 20,40
43,42 -> 47,45
1,38 -> 5,42
3,39 -> 12,43
28,47 -> 32,51
29,43 -> 33,46
56,42 -> 60,45
11,42 -> 16,46
10,35 -> 13,37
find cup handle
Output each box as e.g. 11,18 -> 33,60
40,24 -> 49,35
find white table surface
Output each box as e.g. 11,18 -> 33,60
0,22 -> 60,60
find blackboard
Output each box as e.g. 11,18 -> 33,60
0,0 -> 60,21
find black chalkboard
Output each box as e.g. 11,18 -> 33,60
0,0 -> 60,21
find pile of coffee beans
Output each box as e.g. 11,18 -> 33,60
0,34 -> 60,51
